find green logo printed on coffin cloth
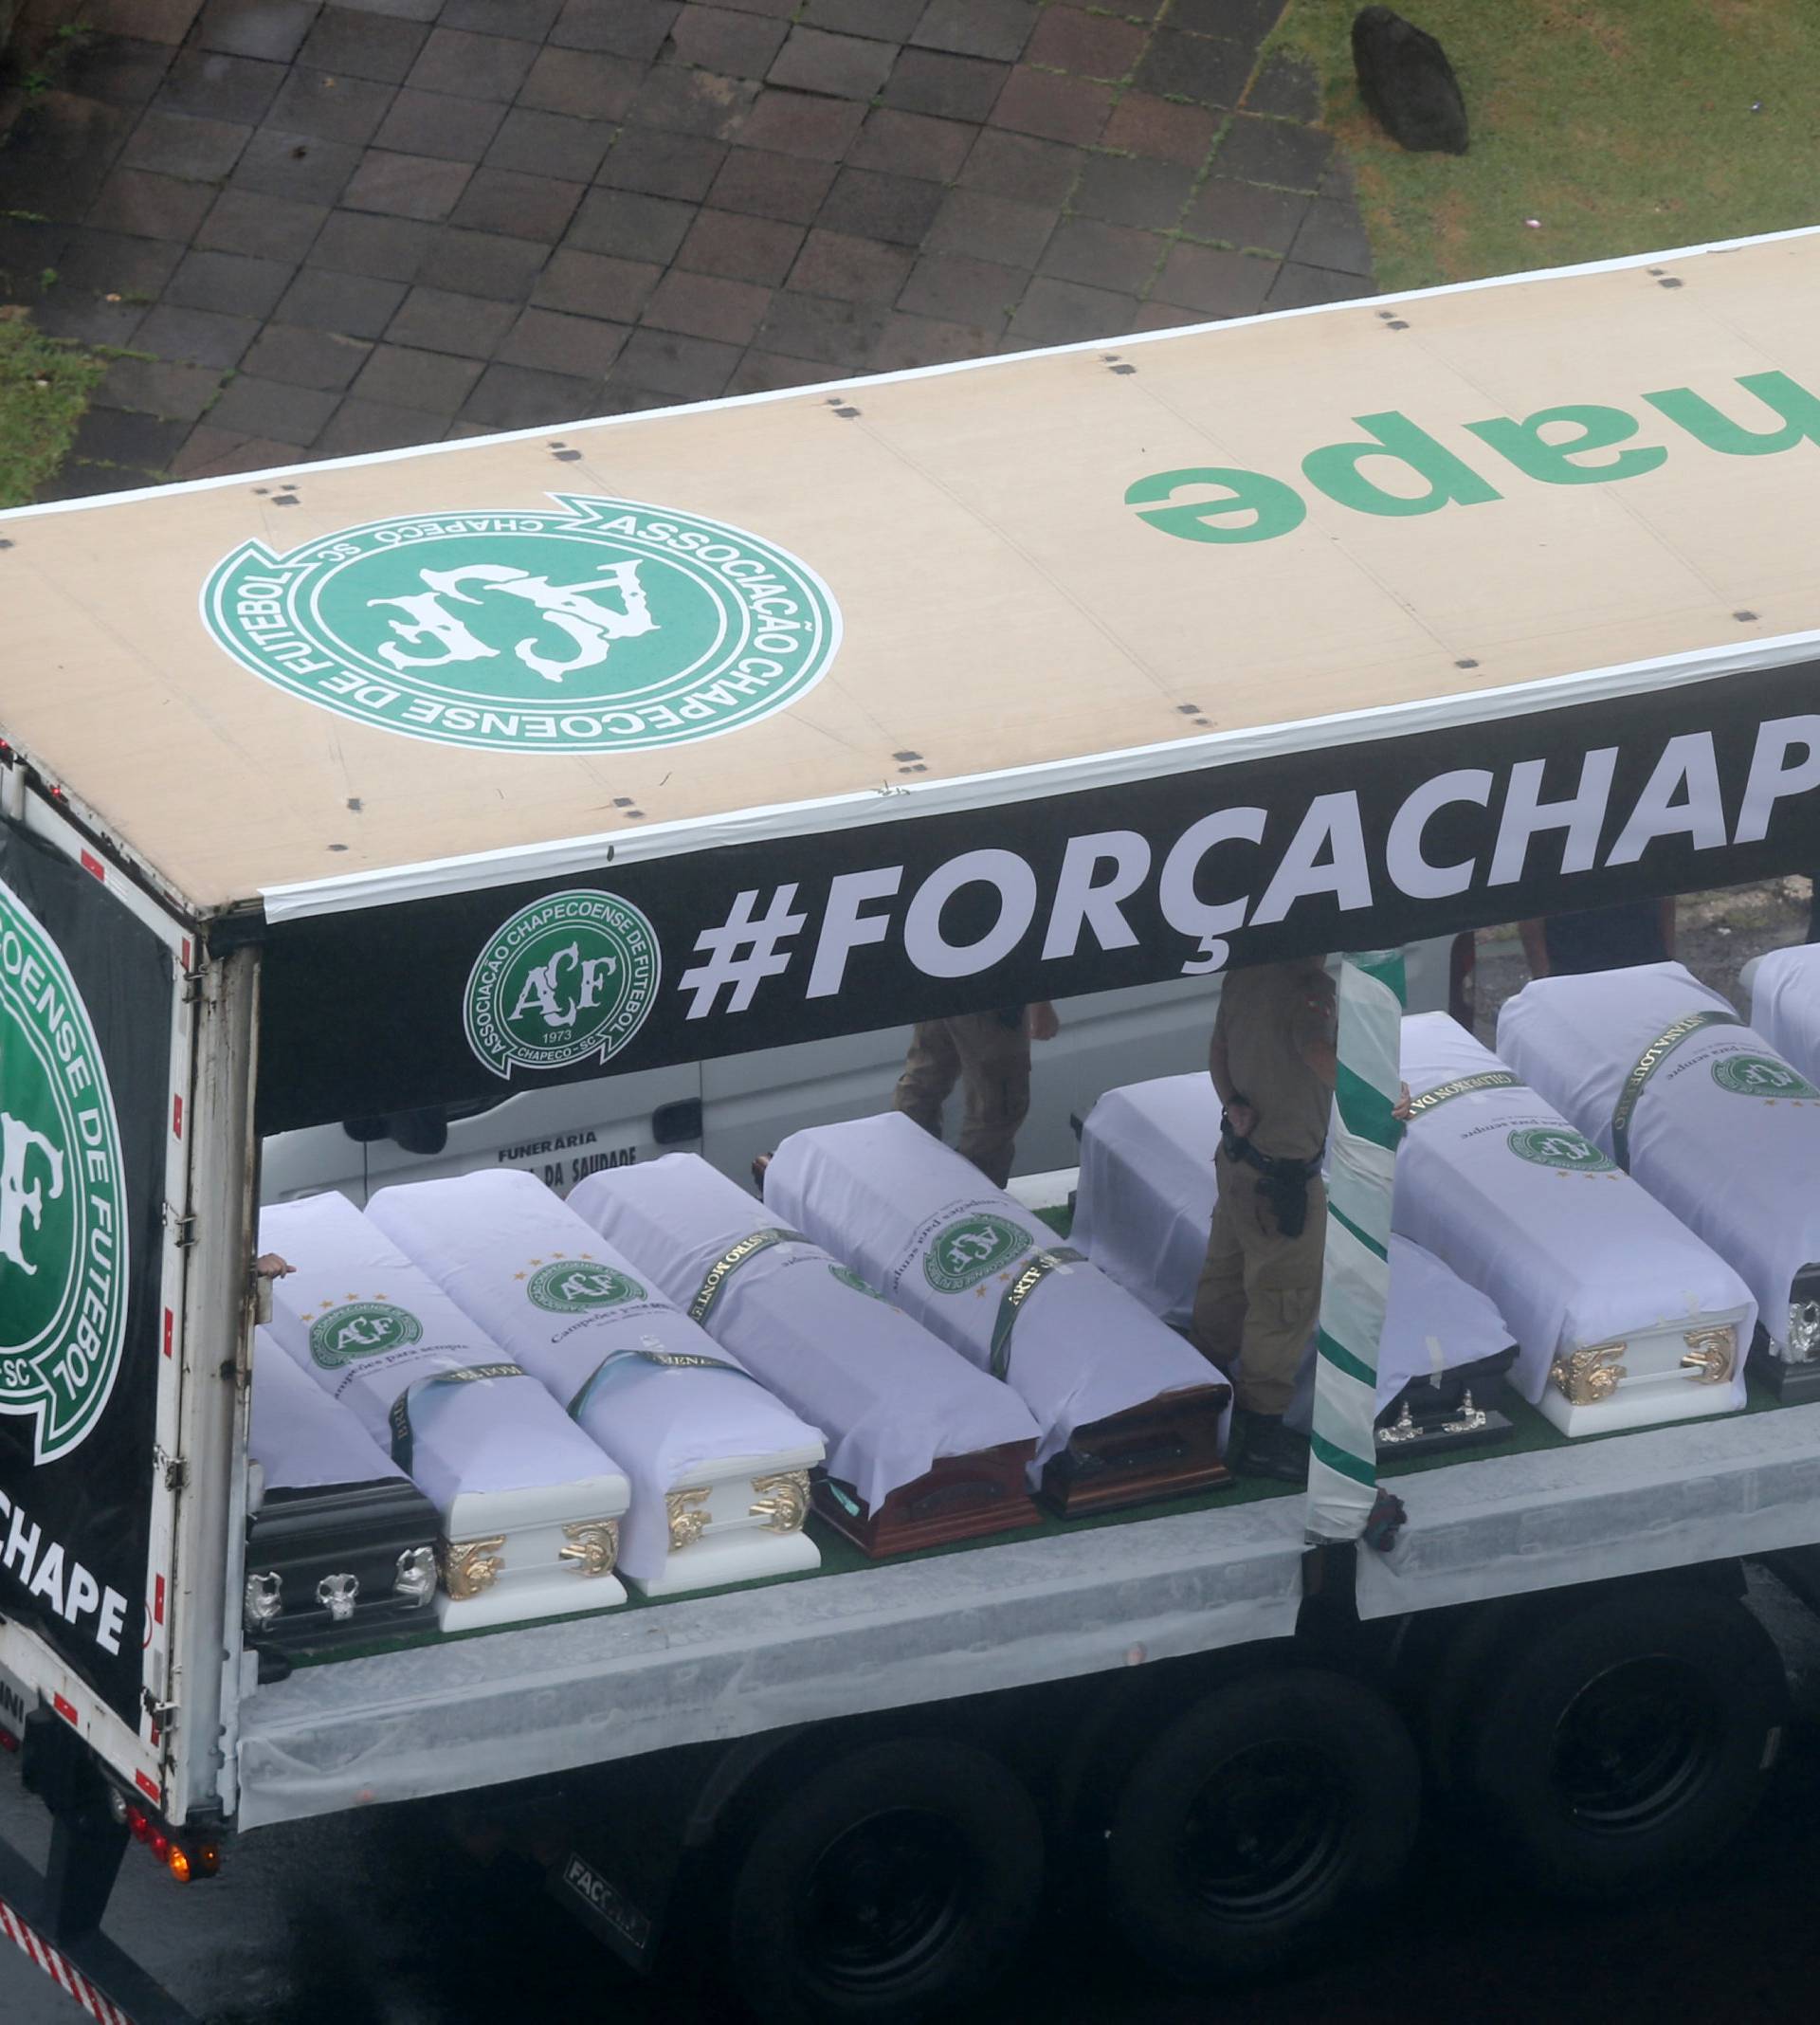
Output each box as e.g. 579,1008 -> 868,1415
464,889 -> 661,1081
1611,1008 -> 1742,1168
201,496 -> 842,757
309,1301 -> 424,1370
829,1263 -> 888,1303
1505,1125 -> 1616,1175
0,878 -> 130,1464
388,1361 -> 528,1474
988,1247 -> 1084,1380
686,1228 -> 808,1326
923,1213 -> 1034,1295
1711,1053 -> 1820,1100
526,1260 -> 646,1315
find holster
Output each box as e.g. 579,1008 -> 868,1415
1222,1130 -> 1324,1240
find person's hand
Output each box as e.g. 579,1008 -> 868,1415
254,1252 -> 294,1279
1225,1102 -> 1259,1140
1392,1082 -> 1412,1122
1026,1000 -> 1060,1043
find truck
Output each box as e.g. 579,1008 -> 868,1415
1,224 -> 1819,2024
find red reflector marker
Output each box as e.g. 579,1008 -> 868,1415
135,1769 -> 159,1803
52,1695 -> 77,1729
80,849 -> 105,883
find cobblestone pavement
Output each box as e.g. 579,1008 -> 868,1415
0,0 -> 1373,500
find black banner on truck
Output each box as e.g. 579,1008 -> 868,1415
0,827 -> 171,1729
257,658 -> 1820,1135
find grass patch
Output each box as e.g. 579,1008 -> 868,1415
1273,1 -> 1820,290
0,307 -> 104,506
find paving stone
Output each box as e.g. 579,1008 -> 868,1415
306,209 -> 432,281
64,36 -> 176,109
626,66 -> 759,142
299,8 -> 431,84
1026,8 -> 1146,81
1212,113 -> 1332,192
444,419 -> 497,437
550,0 -> 681,63
415,226 -> 549,301
1320,155 -> 1356,203
351,341 -> 485,412
28,461 -> 136,502
716,0 -> 800,15
69,405 -> 189,471
676,208 -> 803,285
55,226 -> 185,298
268,68 -> 397,147
956,128 -> 1081,206
342,150 -> 474,221
121,109 -> 253,182
706,147 -> 834,225
333,0 -> 446,19
1246,50 -> 1321,122
1127,299 -> 1206,331
642,268 -> 771,345
925,187 -> 1055,267
613,325 -> 742,397
87,169 -> 217,244
784,227 -> 910,305
0,94 -> 136,224
592,379 -> 679,415
450,169 -> 584,242
97,355 -> 225,421
82,0 -> 205,45
386,284 -> 519,356
754,289 -> 888,367
1007,274 -> 1136,344
1070,154 -> 1194,230
442,0 -> 564,33
1182,175 -> 1308,254
195,189 -> 329,264
1039,217 -> 1166,296
910,0 -> 1037,63
567,188 -> 695,263
819,167 -> 945,246
154,49 -> 287,123
272,265 -> 409,336
598,128 -> 727,202
669,6 -> 791,78
495,306 -> 628,376
518,47 -> 643,121
881,48 -> 1008,122
485,108 -> 616,183
196,0 -> 318,63
725,347 -> 830,394
1155,240 -> 1275,317
314,396 -> 442,457
847,107 -> 975,183
1168,0 -> 1285,44
804,0 -> 923,38
1101,92 -> 1217,166
31,291 -> 150,346
1289,197 -> 1373,278
405,27 -> 541,103
1137,29 -> 1251,109
1266,259 -> 1367,311
871,307 -> 993,369
242,320 -> 375,389
768,26 -> 899,101
736,88 -> 865,161
897,251 -> 1018,331
231,128 -> 363,203
172,423 -> 313,477
462,359 -> 599,427
374,87 -> 506,163
531,247 -> 663,321
990,67 -> 1110,147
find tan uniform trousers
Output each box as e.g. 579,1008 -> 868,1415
1192,1146 -> 1326,1417
892,1013 -> 1030,1190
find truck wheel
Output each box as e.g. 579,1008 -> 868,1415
1465,1583 -> 1788,1897
722,1737 -> 1043,2023
1103,1669 -> 1419,1981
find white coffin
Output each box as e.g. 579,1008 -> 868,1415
569,1154 -> 1042,1514
1396,1013 -> 1755,1436
1500,961 -> 1820,1367
1751,943 -> 1820,1086
764,1112 -> 1221,1472
366,1170 -> 823,1596
261,1193 -> 631,1628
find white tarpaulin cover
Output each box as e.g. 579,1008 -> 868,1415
249,1326 -> 404,1496
569,1155 -> 1040,1513
765,1112 -> 1217,1470
365,1171 -> 823,1581
260,1193 -> 628,1519
1499,962 -> 1820,1358
1397,1013 -> 1755,1409
1751,943 -> 1820,1086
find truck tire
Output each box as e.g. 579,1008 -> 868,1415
721,1736 -> 1043,2023
1103,1669 -> 1419,1981
1465,1582 -> 1787,1897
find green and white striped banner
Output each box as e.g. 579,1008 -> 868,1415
1305,950 -> 1407,1544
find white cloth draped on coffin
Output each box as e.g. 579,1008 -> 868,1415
764,1112 -> 1218,1471
260,1193 -> 628,1519
1750,943 -> 1820,1086
1395,1013 -> 1756,1406
568,1154 -> 1041,1515
366,1170 -> 822,1582
250,1326 -> 405,1496
1499,962 -> 1820,1358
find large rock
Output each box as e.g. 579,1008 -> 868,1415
1352,6 -> 1470,155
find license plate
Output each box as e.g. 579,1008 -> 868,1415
552,1852 -> 656,1970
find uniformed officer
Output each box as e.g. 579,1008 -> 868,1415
892,1001 -> 1059,1189
1192,958 -> 1337,1483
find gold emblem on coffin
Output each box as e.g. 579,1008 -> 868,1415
666,1486 -> 713,1551
750,1469 -> 810,1534
1680,1326 -> 1737,1384
439,1535 -> 506,1602
559,1519 -> 621,1578
1548,1342 -> 1628,1406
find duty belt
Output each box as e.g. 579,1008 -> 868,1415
1222,1132 -> 1325,1240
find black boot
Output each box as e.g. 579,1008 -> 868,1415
1230,1411 -> 1309,1485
